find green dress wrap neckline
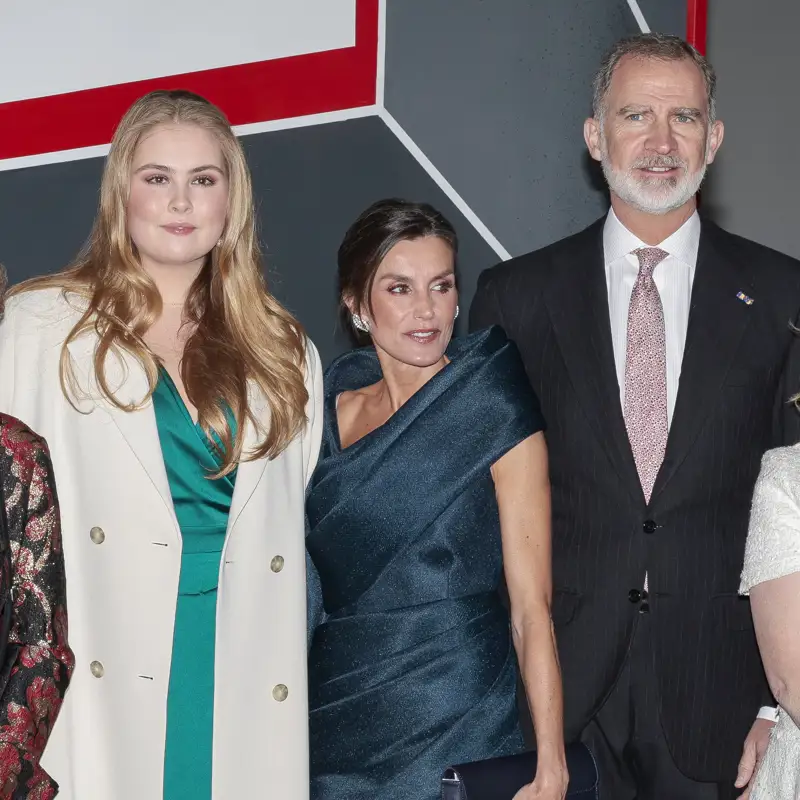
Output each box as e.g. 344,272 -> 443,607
153,368 -> 237,800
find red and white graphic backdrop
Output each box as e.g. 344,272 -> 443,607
0,0 -> 708,365
0,0 -> 706,169
1,0 -> 378,164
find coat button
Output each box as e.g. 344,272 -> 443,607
642,520 -> 657,534
90,660 -> 105,678
90,526 -> 106,544
628,589 -> 642,604
272,684 -> 288,702
270,556 -> 284,573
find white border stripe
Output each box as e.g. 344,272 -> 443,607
0,143 -> 112,173
376,0 -> 387,108
626,0 -> 651,33
379,108 -> 511,261
233,105 -> 376,137
0,106 -> 378,173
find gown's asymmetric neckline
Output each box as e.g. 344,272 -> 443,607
307,327 -> 546,800
331,359 -> 452,453
153,368 -> 237,800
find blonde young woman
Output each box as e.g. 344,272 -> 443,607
0,91 -> 323,800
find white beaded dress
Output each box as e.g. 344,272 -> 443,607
740,445 -> 800,800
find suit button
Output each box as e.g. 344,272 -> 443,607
270,556 -> 284,573
272,684 -> 288,702
643,520 -> 657,534
628,589 -> 642,604
90,660 -> 105,678
90,526 -> 106,544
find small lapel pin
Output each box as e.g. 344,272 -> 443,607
736,291 -> 754,306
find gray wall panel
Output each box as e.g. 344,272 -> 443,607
0,159 -> 104,286
636,0 -> 685,36
384,0 -> 646,256
242,116 -> 498,363
0,116 -> 498,366
704,0 -> 800,259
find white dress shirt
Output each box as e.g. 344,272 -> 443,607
603,208 -> 700,426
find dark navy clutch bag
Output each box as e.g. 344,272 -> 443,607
441,742 -> 598,800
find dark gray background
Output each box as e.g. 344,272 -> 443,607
704,0 -> 800,260
0,0 -> 691,365
384,0 -> 643,257
636,0 -> 685,37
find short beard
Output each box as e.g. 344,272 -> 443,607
600,136 -> 709,216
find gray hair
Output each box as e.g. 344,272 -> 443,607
592,33 -> 717,124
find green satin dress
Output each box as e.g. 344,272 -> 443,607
152,368 -> 237,800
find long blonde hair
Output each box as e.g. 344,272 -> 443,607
10,90 -> 308,474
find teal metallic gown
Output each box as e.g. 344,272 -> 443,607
306,327 -> 545,800
152,369 -> 236,800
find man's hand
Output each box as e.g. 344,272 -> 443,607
734,718 -> 775,799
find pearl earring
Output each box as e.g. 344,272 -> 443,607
454,305 -> 460,320
216,238 -> 223,247
351,313 -> 370,333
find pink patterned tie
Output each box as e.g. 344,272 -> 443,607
624,247 -> 669,503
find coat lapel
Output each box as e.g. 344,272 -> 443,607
66,331 -> 178,531
66,326 -> 271,535
544,218 -> 643,503
227,391 -> 269,532
651,221 -> 755,499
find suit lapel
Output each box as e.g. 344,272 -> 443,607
544,218 -> 643,503
66,331 -> 178,531
651,222 -> 755,498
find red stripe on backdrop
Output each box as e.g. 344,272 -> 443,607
687,0 -> 708,54
0,0 -> 378,161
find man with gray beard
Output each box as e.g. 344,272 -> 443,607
470,33 -> 800,800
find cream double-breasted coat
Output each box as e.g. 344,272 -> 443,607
0,287 -> 322,799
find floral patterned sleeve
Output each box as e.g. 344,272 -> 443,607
0,419 -> 74,800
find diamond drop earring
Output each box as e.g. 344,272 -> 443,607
351,313 -> 370,333
454,305 -> 460,320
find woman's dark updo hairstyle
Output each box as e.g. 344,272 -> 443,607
338,198 -> 458,338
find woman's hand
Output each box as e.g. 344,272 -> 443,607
512,764 -> 569,800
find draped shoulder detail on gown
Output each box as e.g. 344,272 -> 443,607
307,326 -> 544,800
